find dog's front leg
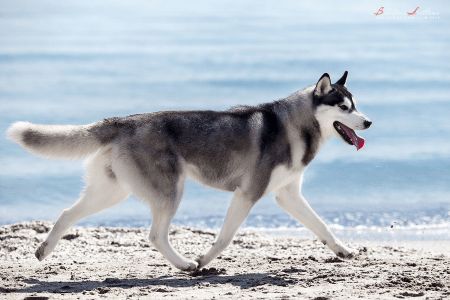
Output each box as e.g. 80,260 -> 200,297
196,188 -> 255,269
275,181 -> 354,258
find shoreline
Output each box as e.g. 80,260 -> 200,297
1,221 -> 449,299
2,219 -> 449,241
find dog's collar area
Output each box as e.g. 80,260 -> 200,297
333,121 -> 365,150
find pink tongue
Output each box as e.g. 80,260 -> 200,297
341,124 -> 365,151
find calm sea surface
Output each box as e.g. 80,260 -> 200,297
1,0 -> 449,240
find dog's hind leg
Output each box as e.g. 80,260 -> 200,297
35,151 -> 128,261
148,199 -> 199,271
114,147 -> 198,271
275,180 -> 354,259
134,179 -> 198,271
196,189 -> 255,269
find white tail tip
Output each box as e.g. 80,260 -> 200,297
6,121 -> 32,144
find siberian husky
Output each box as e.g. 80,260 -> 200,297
7,72 -> 371,271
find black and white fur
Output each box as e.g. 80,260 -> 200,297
7,72 -> 371,271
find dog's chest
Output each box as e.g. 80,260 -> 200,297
264,130 -> 307,193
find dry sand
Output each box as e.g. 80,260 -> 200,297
1,221 -> 449,299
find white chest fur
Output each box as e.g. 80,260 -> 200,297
264,165 -> 302,194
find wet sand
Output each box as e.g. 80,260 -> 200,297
1,222 -> 449,299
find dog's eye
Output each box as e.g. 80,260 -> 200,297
339,105 -> 348,111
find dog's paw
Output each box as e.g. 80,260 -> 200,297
35,241 -> 49,261
179,260 -> 198,272
330,242 -> 355,259
336,249 -> 355,259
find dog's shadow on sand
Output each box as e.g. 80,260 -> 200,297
16,271 -> 294,294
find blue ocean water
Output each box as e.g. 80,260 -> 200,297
0,0 -> 449,240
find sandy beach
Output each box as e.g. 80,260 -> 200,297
1,222 -> 449,299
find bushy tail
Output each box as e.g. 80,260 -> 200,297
7,121 -> 109,159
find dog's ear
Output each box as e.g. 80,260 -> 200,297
335,71 -> 348,86
314,73 -> 332,97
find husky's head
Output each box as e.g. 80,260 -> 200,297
312,72 -> 372,150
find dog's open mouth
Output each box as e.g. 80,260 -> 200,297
333,121 -> 365,150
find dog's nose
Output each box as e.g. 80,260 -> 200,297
364,120 -> 372,129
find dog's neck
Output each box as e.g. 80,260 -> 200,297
283,87 -> 333,140
274,89 -> 334,166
